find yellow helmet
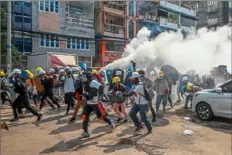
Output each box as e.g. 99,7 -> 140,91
136,69 -> 140,72
92,69 -> 97,74
186,83 -> 193,91
0,71 -> 5,76
158,71 -> 164,77
36,67 -> 43,73
25,70 -> 31,74
112,77 -> 120,83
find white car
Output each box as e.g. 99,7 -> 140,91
192,79 -> 232,121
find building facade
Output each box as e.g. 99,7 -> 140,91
94,1 -> 128,67
196,1 -> 229,29
12,1 -> 95,67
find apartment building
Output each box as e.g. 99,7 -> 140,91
11,1 -> 95,67
94,1 -> 128,66
228,1 -> 232,23
196,1 -> 229,29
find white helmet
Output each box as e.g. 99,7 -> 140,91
131,72 -> 140,78
182,76 -> 188,82
39,70 -> 46,75
71,67 -> 79,72
149,71 -> 155,75
115,71 -> 122,76
65,66 -> 70,71
49,68 -> 55,73
12,69 -> 21,74
59,69 -> 65,73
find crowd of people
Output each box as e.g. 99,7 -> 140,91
0,65 -> 230,137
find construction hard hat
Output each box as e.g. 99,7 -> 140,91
158,71 -> 164,77
71,67 -> 79,72
0,71 -> 5,76
65,66 -> 71,71
49,69 -> 55,73
36,67 -> 43,73
12,69 -> 21,75
131,72 -> 140,78
136,69 -> 140,72
182,76 -> 188,82
39,70 -> 46,75
186,83 -> 193,91
127,66 -> 133,72
92,69 -> 97,74
59,69 -> 65,73
115,71 -> 122,76
112,77 -> 120,83
149,71 -> 155,75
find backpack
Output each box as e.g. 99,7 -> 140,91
139,83 -> 152,102
1,79 -> 8,91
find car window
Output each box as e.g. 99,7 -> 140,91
221,82 -> 232,93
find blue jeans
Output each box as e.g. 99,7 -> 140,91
129,104 -> 152,131
156,95 -> 168,111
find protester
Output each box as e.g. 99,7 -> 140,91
10,69 -> 42,122
0,71 -> 12,105
154,71 -> 169,115
128,72 -> 152,134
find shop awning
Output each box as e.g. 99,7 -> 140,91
49,54 -> 77,68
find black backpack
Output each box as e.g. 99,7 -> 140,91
139,83 -> 152,102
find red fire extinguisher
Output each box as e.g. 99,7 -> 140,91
97,101 -> 108,117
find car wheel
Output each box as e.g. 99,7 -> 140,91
196,102 -> 213,121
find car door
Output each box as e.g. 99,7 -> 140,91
213,82 -> 232,118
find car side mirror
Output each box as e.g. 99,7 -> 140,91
215,87 -> 222,93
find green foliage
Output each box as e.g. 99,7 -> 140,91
0,7 -> 21,67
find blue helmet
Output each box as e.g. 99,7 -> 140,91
127,66 -> 133,72
224,68 -> 228,73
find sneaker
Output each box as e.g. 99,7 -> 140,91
37,114 -> 43,122
147,128 -> 152,134
116,117 -> 123,123
134,126 -> 143,133
81,132 -> 90,138
69,117 -> 76,123
9,118 -> 19,122
110,122 -> 116,130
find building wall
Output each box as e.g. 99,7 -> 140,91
32,1 -> 95,58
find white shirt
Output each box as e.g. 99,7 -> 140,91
133,82 -> 148,105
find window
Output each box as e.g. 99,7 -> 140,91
12,2 -> 32,31
14,36 -> 23,52
66,38 -> 90,50
40,34 -> 60,48
222,82 -> 232,93
129,1 -> 134,16
129,20 -> 134,39
24,37 -> 32,52
105,41 -> 124,52
39,1 -> 59,13
181,16 -> 196,27
13,35 -> 32,53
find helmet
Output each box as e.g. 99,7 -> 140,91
65,66 -> 71,71
39,70 -> 46,75
12,69 -> 21,75
138,70 -> 145,75
92,69 -> 97,75
182,76 -> 188,82
131,72 -> 140,78
186,83 -> 193,91
71,67 -> 79,72
136,69 -> 140,72
112,77 -> 120,83
0,71 -> 5,76
158,71 -> 164,77
149,71 -> 155,75
36,67 -> 43,73
66,68 -> 72,72
127,66 -> 133,72
59,69 -> 65,73
49,69 -> 55,73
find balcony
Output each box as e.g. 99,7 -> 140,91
104,23 -> 125,38
207,5 -> 218,13
207,18 -> 218,25
103,1 -> 126,16
160,17 -> 179,30
160,1 -> 196,17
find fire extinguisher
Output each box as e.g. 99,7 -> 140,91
97,101 -> 108,117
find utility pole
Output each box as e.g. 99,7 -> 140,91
7,1 -> 12,74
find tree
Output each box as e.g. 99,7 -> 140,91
0,7 -> 21,69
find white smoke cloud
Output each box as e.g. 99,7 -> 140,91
103,26 -> 231,75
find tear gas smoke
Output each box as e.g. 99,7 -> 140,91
103,26 -> 231,75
